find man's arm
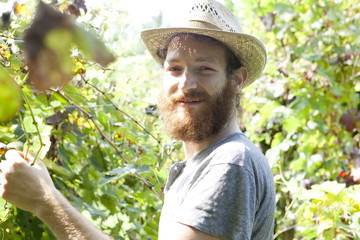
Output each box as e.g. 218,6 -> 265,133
0,150 -> 111,240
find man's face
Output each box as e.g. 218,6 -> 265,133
158,34 -> 237,143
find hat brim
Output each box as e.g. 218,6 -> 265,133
141,27 -> 267,87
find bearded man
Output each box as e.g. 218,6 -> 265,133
0,0 -> 275,239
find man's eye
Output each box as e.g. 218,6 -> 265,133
169,67 -> 181,71
200,66 -> 214,71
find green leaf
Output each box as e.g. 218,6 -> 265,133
273,3 -> 297,22
83,203 -> 107,219
9,55 -> 22,71
317,219 -> 334,235
23,116 -> 37,133
50,100 -> 62,108
0,67 -> 21,123
45,28 -> 73,71
98,112 -> 110,127
90,149 -> 106,172
100,164 -> 151,185
73,25 -> 115,67
319,181 -> 346,195
282,116 -> 303,133
0,198 -> 12,224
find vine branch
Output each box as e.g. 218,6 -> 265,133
273,224 -> 297,239
80,75 -> 162,146
20,86 -> 43,165
344,71 -> 360,82
51,89 -> 164,200
51,89 -> 128,163
134,173 -> 164,202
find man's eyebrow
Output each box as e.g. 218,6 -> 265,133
165,57 -> 180,63
195,57 -> 219,64
165,57 -> 219,64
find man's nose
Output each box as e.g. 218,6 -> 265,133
178,70 -> 197,92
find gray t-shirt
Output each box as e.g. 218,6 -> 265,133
158,132 -> 275,240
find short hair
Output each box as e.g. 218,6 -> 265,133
157,33 -> 242,78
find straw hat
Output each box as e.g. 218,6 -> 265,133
141,0 -> 267,87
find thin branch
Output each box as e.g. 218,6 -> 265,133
344,72 -> 360,82
273,224 -> 297,239
0,35 -> 22,41
20,89 -> 43,165
20,72 -> 29,86
51,88 -> 165,201
51,89 -> 128,163
17,110 -> 30,151
134,173 -> 163,203
80,75 -> 162,146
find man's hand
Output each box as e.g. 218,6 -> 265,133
0,150 -> 56,214
0,149 -> 111,240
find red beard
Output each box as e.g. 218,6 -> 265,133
158,80 -> 237,143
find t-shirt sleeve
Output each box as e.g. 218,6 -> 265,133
175,163 -> 256,240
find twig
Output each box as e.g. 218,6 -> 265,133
344,72 -> 360,82
20,72 -> 29,86
80,75 -> 162,146
17,110 -> 30,151
52,89 -> 165,200
134,173 -> 163,203
20,88 -> 43,165
273,224 -> 297,239
52,89 -> 128,163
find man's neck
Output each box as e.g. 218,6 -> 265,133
183,117 -> 240,159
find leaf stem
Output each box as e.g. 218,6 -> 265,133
134,173 -> 163,202
273,224 -> 297,239
20,72 -> 29,86
17,110 -> 30,151
344,71 -> 360,82
20,89 -> 43,165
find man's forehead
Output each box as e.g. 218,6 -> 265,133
166,35 -> 225,64
165,54 -> 219,66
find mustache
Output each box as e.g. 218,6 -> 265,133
170,90 -> 210,102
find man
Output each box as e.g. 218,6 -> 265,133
0,0 -> 275,239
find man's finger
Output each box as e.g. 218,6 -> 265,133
5,150 -> 29,164
19,152 -> 33,163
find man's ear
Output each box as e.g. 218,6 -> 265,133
233,67 -> 248,93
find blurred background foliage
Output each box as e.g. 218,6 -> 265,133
0,0 -> 359,239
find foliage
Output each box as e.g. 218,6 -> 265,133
0,0 -> 359,239
231,0 -> 360,239
0,1 -> 179,239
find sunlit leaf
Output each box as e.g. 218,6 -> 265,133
0,198 -> 12,224
100,164 -> 151,185
0,66 -> 21,123
23,2 -> 74,90
273,3 -> 297,22
73,25 -> 115,67
24,2 -> 115,91
319,181 -> 346,195
282,116 -> 303,133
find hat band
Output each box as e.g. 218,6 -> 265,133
181,20 -> 222,31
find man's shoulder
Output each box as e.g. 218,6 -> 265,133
208,132 -> 266,167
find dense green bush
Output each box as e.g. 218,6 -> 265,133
0,0 -> 359,239
235,0 -> 360,238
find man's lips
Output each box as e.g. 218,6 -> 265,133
176,99 -> 202,106
178,99 -> 201,103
